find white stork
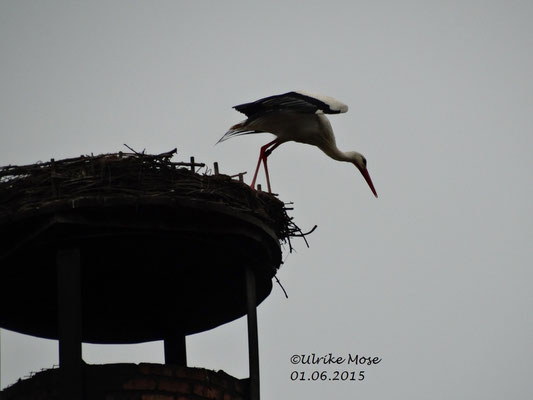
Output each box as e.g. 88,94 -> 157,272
218,91 -> 378,197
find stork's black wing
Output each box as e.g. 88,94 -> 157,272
233,91 -> 348,117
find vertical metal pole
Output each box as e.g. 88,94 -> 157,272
164,332 -> 187,366
0,328 -> 2,390
57,247 -> 83,400
245,267 -> 260,400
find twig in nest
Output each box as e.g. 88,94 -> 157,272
123,144 -> 145,155
274,275 -> 288,299
292,224 -> 318,238
286,236 -> 294,253
291,224 -> 318,248
157,148 -> 178,159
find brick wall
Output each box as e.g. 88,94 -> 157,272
0,363 -> 248,400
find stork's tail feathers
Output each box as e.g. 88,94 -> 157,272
216,121 -> 261,144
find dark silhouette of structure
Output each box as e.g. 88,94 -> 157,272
0,151 -> 301,400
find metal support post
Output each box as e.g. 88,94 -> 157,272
57,247 -> 83,400
164,332 -> 187,366
245,266 -> 260,400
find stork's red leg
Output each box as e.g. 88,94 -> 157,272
250,139 -> 279,191
262,141 -> 281,192
263,157 -> 272,193
250,153 -> 264,190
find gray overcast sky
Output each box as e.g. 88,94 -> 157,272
1,1 -> 532,399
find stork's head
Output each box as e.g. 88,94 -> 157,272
346,151 -> 378,198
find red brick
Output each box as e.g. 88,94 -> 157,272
123,377 -> 157,391
205,386 -> 223,400
192,383 -> 223,400
223,392 -> 234,400
233,379 -> 248,395
139,363 -> 174,377
158,379 -> 190,394
192,383 -> 204,397
105,394 -> 143,400
176,367 -> 208,381
210,372 -> 233,391
141,395 -> 174,400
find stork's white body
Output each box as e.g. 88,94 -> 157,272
218,91 -> 377,197
245,112 -> 332,147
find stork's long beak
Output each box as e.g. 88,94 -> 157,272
357,165 -> 378,198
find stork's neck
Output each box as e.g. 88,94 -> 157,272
320,143 -> 353,162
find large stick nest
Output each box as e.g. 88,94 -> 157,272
0,149 -> 305,243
